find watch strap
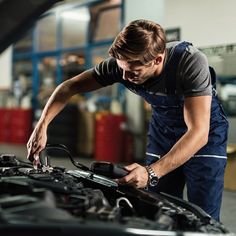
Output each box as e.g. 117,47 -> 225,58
145,165 -> 159,187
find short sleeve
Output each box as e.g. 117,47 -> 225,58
91,57 -> 122,87
180,51 -> 212,97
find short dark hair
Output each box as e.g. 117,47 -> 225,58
109,19 -> 166,65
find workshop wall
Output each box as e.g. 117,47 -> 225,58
164,0 -> 236,47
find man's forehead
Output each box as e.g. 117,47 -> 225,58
116,59 -> 143,69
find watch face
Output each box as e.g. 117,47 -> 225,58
150,176 -> 159,187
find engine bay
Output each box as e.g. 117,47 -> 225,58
0,146 -> 232,236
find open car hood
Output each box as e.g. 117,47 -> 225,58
0,0 -> 62,54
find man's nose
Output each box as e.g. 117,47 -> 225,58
122,70 -> 128,80
123,70 -> 134,80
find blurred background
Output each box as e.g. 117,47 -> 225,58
0,0 -> 236,232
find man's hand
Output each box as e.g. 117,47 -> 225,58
27,122 -> 47,168
118,163 -> 148,188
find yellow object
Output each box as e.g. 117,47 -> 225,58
224,144 -> 236,191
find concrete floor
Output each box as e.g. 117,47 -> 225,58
0,143 -> 236,234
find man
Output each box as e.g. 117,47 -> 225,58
27,19 -> 228,221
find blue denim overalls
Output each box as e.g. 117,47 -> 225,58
124,42 -> 228,221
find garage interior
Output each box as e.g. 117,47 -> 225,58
0,0 -> 236,234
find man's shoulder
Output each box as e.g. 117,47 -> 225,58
92,57 -> 122,86
101,57 -> 117,66
166,41 -> 200,55
166,41 -> 207,67
94,57 -> 118,73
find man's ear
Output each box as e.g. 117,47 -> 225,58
154,56 -> 163,65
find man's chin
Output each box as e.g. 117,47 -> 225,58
129,78 -> 148,85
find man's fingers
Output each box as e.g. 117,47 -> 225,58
117,164 -> 148,189
119,163 -> 141,183
27,143 -> 34,161
119,175 -> 139,188
118,174 -> 130,184
118,172 -> 135,184
27,153 -> 34,162
124,163 -> 139,171
27,138 -> 36,158
33,155 -> 40,170
27,140 -> 44,163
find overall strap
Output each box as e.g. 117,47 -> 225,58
165,41 -> 192,94
209,66 -> 216,88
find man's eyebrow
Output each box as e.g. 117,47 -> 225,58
127,59 -> 142,64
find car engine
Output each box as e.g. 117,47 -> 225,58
0,145 -> 232,236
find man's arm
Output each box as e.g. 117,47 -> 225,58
151,95 -> 211,178
39,70 -> 102,126
119,95 -> 211,188
27,70 -> 102,161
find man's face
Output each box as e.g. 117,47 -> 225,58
116,59 -> 159,85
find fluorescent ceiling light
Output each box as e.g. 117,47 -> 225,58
61,8 -> 90,21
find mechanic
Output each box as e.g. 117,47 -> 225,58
27,19 -> 228,221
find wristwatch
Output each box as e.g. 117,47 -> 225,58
145,165 -> 159,187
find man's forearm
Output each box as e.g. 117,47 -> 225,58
38,70 -> 102,127
151,96 -> 212,178
39,81 -> 74,126
151,128 -> 209,178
